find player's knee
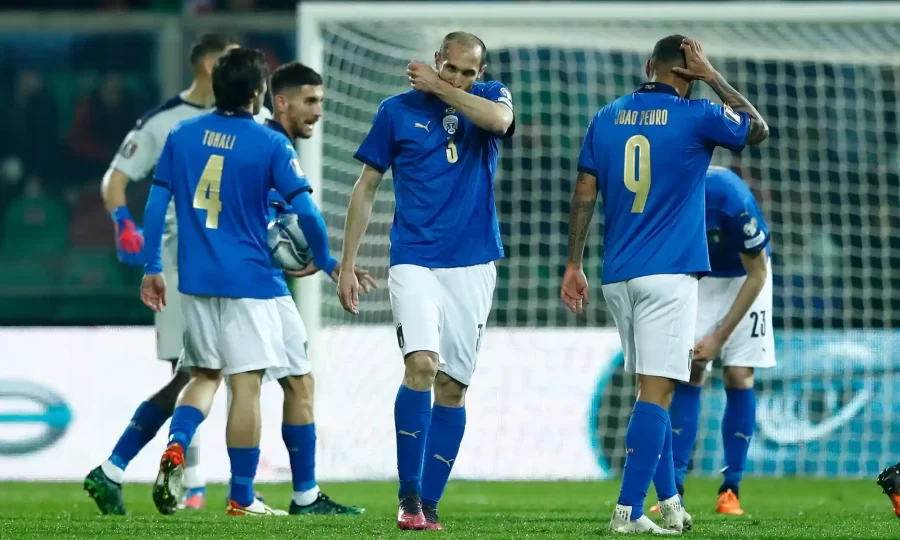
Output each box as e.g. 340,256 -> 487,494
723,366 -> 754,389
229,370 -> 264,399
637,374 -> 676,408
403,350 -> 439,389
279,374 -> 314,418
433,372 -> 467,407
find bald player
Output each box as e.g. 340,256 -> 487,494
338,32 -> 514,531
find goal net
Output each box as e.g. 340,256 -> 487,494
296,2 -> 900,481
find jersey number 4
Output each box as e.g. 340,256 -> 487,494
193,154 -> 224,229
623,135 -> 651,213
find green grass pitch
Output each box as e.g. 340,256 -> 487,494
0,478 -> 893,538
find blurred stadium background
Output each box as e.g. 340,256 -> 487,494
1,1 -> 900,533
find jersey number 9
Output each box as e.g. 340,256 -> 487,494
623,135 -> 651,213
193,154 -> 224,229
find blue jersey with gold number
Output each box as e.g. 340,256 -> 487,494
152,110 -> 311,298
578,83 -> 750,284
354,81 -> 514,268
705,167 -> 771,278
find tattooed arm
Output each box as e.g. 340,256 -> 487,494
673,38 -> 769,146
567,171 -> 598,266
704,72 -> 769,145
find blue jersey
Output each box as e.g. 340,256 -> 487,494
264,119 -> 296,297
578,83 -> 750,284
705,167 -> 771,278
151,109 -> 311,298
354,81 -> 513,268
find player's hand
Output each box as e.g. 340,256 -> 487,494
140,273 -> 167,313
670,39 -> 717,83
693,331 -> 724,363
353,267 -> 378,294
407,61 -> 443,94
337,264 -> 360,315
112,206 -> 145,266
560,264 -> 590,314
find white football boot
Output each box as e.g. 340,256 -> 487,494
658,495 -> 692,532
227,498 -> 288,516
609,504 -> 680,535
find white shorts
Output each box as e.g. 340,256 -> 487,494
155,233 -> 183,361
389,263 -> 497,386
265,296 -> 312,381
179,294 -> 286,376
696,260 -> 776,371
602,274 -> 699,382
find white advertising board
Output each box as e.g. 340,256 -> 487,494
0,326 -> 621,482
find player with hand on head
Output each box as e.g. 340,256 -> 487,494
251,61 -> 372,515
338,31 -> 514,531
86,32 -> 271,514
140,48 -> 336,517
562,36 -> 768,534
647,166 -> 773,517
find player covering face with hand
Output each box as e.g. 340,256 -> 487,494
338,32 -> 514,531
139,48 -> 341,517
563,35 -> 768,534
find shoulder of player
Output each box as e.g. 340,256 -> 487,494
134,95 -> 205,132
706,169 -> 756,212
472,80 -> 508,95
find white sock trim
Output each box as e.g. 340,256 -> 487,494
292,485 -> 320,506
100,460 -> 125,484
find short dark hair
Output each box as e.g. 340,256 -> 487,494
190,32 -> 238,66
650,34 -> 687,69
212,48 -> 269,112
270,62 -> 323,96
440,31 -> 488,66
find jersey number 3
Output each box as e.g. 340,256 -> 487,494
623,135 -> 651,213
193,154 -> 224,229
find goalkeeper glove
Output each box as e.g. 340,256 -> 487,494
111,206 -> 144,266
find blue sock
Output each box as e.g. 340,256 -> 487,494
617,401 -> 668,520
670,383 -> 702,494
108,401 -> 169,470
228,447 -> 260,507
282,423 -> 317,493
421,405 -> 466,508
394,385 -> 432,498
652,410 -> 678,501
167,405 -> 204,450
721,388 -> 756,494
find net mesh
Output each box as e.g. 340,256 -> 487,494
312,15 -> 900,477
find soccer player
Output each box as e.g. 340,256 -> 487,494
140,47 -> 338,516
337,32 -> 514,531
86,32 -> 271,514
661,166 -> 773,516
561,36 -> 768,534
877,462 -> 900,518
256,60 -> 372,515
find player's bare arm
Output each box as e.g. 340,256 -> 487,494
672,39 -> 769,146
101,168 -> 131,211
338,164 -> 384,314
408,61 -> 513,136
561,171 -> 597,313
694,250 -> 768,362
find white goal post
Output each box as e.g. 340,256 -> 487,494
295,2 -> 900,480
